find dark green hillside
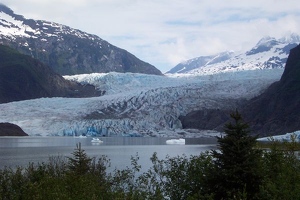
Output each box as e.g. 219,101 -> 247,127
0,45 -> 102,103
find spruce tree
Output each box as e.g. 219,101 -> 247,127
210,110 -> 263,199
67,142 -> 92,175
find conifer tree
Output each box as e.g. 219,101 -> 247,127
67,142 -> 92,175
210,110 -> 263,199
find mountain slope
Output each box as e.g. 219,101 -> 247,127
179,44 -> 300,137
167,51 -> 234,74
167,34 -> 300,75
0,4 -> 162,76
0,45 -> 102,103
241,44 -> 300,136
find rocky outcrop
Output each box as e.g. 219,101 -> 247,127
0,4 -> 162,76
0,45 -> 103,103
0,123 -> 28,136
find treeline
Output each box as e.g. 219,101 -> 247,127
1,111 -> 300,199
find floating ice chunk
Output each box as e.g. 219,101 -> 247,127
76,135 -> 87,138
91,138 -> 103,143
166,138 -> 185,145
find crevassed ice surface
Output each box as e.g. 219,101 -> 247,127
0,69 -> 283,137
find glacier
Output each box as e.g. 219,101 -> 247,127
0,69 -> 283,137
257,131 -> 300,142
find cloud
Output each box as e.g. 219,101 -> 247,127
1,0 -> 300,72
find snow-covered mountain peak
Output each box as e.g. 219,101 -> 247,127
0,6 -> 32,38
278,32 -> 300,44
255,36 -> 277,47
254,33 -> 300,48
0,4 -> 18,17
0,4 -> 162,75
206,51 -> 235,65
168,34 -> 300,75
167,51 -> 234,74
0,7 -> 96,41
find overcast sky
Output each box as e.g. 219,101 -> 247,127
2,0 -> 300,72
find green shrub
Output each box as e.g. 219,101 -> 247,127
2,117 -> 300,200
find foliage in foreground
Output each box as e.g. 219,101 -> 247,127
1,112 -> 300,199
209,111 -> 263,199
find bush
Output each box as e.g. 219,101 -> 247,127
2,114 -> 300,199
258,137 -> 300,199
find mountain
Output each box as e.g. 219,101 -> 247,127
167,34 -> 300,75
0,4 -> 162,76
167,51 -> 234,74
0,45 -> 103,103
179,44 -> 300,137
241,44 -> 300,136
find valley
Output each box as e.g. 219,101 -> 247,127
0,4 -> 299,138
0,69 -> 283,137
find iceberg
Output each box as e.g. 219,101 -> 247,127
166,138 -> 185,145
76,135 -> 87,138
91,138 -> 103,143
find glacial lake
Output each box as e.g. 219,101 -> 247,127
0,137 -> 217,171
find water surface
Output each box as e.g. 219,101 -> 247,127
0,137 -> 217,171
